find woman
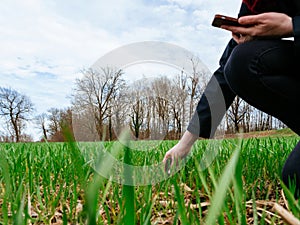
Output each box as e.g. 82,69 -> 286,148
163,0 -> 300,198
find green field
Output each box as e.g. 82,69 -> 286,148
0,135 -> 300,224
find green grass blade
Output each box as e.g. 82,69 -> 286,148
122,146 -> 136,225
172,176 -> 189,224
205,142 -> 241,225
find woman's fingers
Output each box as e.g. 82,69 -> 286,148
163,151 -> 179,174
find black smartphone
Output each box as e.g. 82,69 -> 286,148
212,14 -> 241,27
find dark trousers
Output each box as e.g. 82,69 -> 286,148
224,39 -> 300,198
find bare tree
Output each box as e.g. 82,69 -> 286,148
169,74 -> 188,139
71,67 -> 125,140
188,57 -> 209,120
0,87 -> 35,142
110,85 -> 129,140
46,107 -> 73,142
226,96 -> 250,133
47,108 -> 61,137
255,110 -> 273,131
35,113 -> 48,140
127,81 -> 146,139
151,77 -> 171,138
188,57 -> 200,119
143,83 -> 155,139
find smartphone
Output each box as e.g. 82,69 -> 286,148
212,14 -> 241,28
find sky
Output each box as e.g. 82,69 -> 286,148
0,0 -> 241,140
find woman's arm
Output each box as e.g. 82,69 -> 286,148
162,2 -> 245,170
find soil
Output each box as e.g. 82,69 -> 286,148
218,128 -> 297,140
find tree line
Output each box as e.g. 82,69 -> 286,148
0,60 -> 287,142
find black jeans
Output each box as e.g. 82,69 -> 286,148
224,39 -> 300,198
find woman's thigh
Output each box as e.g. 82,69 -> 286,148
224,39 -> 300,134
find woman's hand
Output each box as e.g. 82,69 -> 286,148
163,142 -> 191,173
162,131 -> 198,174
221,12 -> 293,44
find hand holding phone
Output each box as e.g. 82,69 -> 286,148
212,14 -> 243,28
